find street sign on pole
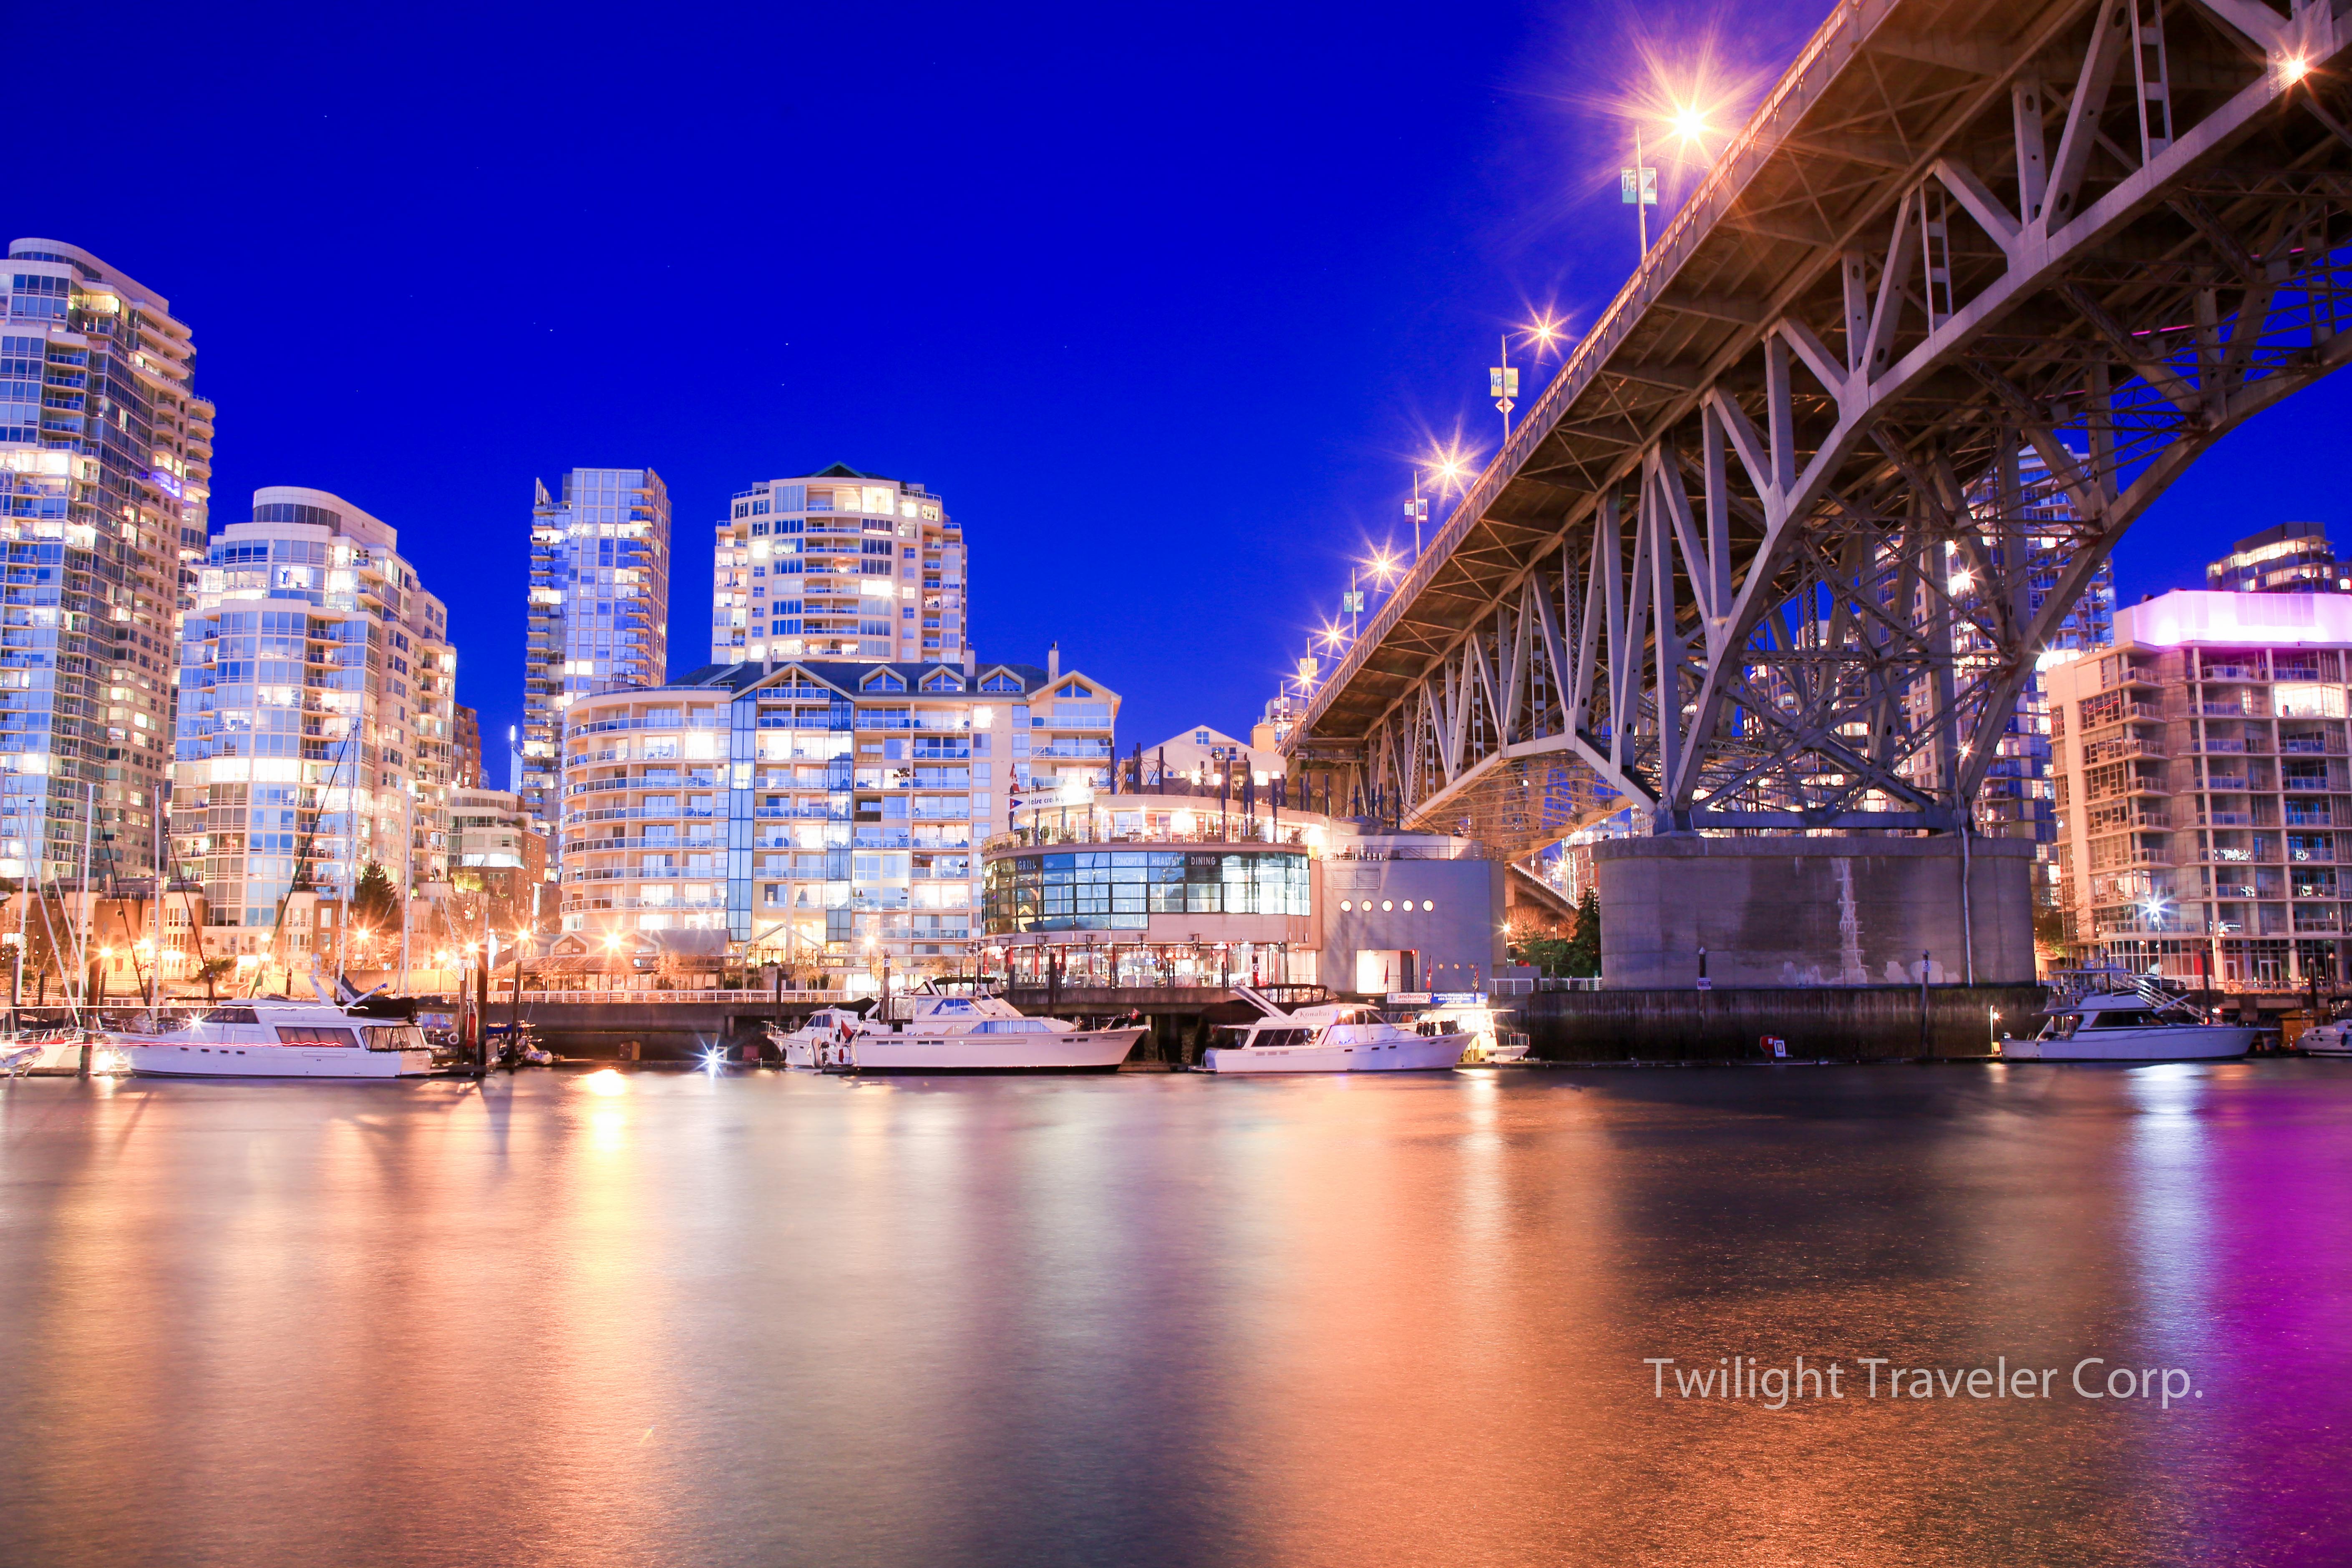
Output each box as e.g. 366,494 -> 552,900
1620,166 -> 1657,205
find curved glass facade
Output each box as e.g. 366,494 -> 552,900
984,849 -> 1308,933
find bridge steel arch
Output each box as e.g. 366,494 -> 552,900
1296,0 -> 2352,862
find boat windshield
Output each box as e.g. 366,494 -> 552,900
362,1025 -> 428,1052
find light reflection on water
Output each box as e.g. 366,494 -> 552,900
2,1063 -> 2348,1566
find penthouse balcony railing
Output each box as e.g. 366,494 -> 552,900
566,835 -> 725,853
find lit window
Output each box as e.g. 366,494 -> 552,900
1339,900 -> 1351,912
1381,900 -> 1393,912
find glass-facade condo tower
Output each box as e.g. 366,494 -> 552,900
0,239 -> 212,883
710,464 -> 964,665
522,468 -> 670,828
171,488 -> 456,941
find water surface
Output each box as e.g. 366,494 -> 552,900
2,1062 -> 2346,1566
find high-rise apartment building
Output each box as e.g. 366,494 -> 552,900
555,653 -> 1112,980
2050,590 -> 2352,989
0,239 -> 212,884
710,465 -> 965,666
521,468 -> 670,831
171,488 -> 456,952
2207,522 -> 2350,594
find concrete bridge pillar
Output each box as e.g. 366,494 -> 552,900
1593,835 -> 2036,989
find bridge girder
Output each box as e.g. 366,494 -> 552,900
1297,0 -> 2352,861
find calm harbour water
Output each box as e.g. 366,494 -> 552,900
2,1061 -> 2348,1568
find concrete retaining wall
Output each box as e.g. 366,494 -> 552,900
1594,834 -> 2036,989
1519,983 -> 2047,1062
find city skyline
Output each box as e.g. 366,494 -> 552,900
11,3 -> 2352,806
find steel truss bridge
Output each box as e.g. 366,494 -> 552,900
1295,0 -> 2352,861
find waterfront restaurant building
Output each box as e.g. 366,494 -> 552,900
2047,589 -> 2352,988
556,652 -> 1116,987
980,780 -> 1507,997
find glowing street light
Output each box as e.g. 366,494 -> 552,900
1522,312 -> 1569,358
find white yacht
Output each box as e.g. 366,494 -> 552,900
1396,993 -> 1529,1063
111,999 -> 436,1079
1201,987 -> 1471,1074
2295,1019 -> 2352,1057
2007,987 -> 2257,1062
769,989 -> 1143,1073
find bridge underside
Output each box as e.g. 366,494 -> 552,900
1299,0 -> 2352,865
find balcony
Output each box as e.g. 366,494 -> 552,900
2084,701 -> 2166,730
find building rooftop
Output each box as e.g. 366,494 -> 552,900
627,660 -> 1061,696
2113,588 -> 2352,647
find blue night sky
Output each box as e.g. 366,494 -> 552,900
14,0 -> 2351,764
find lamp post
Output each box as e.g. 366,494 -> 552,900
1624,104 -> 1715,258
1490,335 -> 1519,442
1622,127 -> 1657,254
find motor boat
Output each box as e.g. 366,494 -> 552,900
1395,992 -> 1529,1063
1201,986 -> 1471,1074
768,988 -> 1144,1073
2006,984 -> 2256,1063
110,998 -> 436,1079
770,1006 -> 872,1070
2296,1018 -> 2352,1057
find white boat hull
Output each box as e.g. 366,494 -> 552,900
1202,1034 -> 1468,1074
789,1027 -> 1144,1074
2003,1026 -> 2256,1062
2298,1024 -> 2352,1057
120,1042 -> 436,1078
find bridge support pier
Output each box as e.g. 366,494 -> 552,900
1593,836 -> 2036,990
